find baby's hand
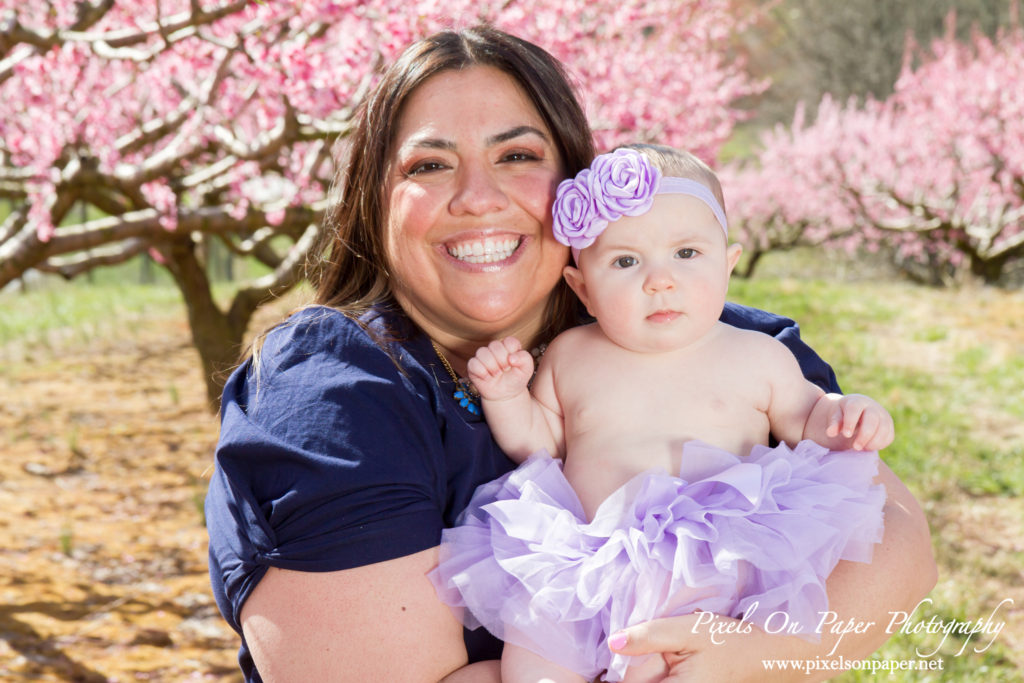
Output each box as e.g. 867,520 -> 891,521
467,337 -> 535,402
825,393 -> 895,451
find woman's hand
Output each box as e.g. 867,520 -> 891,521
609,613 -> 796,683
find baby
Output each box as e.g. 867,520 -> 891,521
431,145 -> 890,683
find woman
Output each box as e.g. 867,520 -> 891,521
206,25 -> 935,682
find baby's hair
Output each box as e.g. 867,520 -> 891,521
615,143 -> 726,218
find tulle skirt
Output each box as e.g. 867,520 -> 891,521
430,440 -> 886,681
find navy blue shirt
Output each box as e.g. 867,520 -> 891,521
206,302 -> 839,681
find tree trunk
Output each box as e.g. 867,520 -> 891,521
736,248 -> 764,279
140,253 -> 154,284
162,235 -> 249,411
969,252 -> 1010,285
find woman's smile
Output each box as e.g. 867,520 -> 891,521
443,233 -> 525,266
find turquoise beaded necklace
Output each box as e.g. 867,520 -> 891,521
431,340 -> 482,415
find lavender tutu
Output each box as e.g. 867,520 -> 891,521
429,440 -> 886,682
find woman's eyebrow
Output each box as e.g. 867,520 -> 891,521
486,125 -> 549,146
404,126 -> 548,151
406,136 -> 455,151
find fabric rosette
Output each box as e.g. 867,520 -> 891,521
588,148 -> 660,220
551,148 -> 661,252
552,168 -> 604,250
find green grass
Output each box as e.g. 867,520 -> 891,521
0,277 -> 184,350
729,278 -> 1023,495
0,248 -> 289,350
729,276 -> 1023,682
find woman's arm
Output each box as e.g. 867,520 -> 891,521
241,547 -> 500,683
211,310 -> 510,682
609,461 -> 936,681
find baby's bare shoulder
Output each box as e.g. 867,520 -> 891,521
545,323 -> 601,356
541,324 -> 617,385
717,322 -> 797,367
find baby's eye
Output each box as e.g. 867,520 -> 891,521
613,256 -> 638,269
675,248 -> 697,259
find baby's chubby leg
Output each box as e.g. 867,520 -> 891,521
501,643 -> 589,683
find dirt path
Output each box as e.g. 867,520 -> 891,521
1,316 -> 240,681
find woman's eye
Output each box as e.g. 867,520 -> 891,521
675,248 -> 697,259
405,160 -> 447,176
613,256 -> 638,268
502,151 -> 539,163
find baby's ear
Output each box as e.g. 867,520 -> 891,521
562,265 -> 593,315
726,242 -> 743,274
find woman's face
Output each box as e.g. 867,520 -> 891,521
385,65 -> 568,348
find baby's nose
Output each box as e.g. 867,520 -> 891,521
643,268 -> 676,294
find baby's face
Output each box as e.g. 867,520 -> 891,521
570,193 -> 740,353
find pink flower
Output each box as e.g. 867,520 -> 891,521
265,208 -> 286,226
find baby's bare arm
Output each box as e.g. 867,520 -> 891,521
757,333 -> 894,451
759,334 -> 827,446
469,338 -> 563,463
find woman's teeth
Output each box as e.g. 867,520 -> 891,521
447,237 -> 520,264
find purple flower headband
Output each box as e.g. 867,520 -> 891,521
552,148 -> 728,262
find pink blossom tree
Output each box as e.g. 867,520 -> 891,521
0,0 -> 759,404
726,18 -> 1024,284
721,97 -> 878,277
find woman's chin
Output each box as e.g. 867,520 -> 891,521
453,294 -> 545,334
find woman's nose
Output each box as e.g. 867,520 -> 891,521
449,161 -> 509,216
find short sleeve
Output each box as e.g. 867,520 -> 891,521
720,302 -> 841,393
205,308 -> 447,631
